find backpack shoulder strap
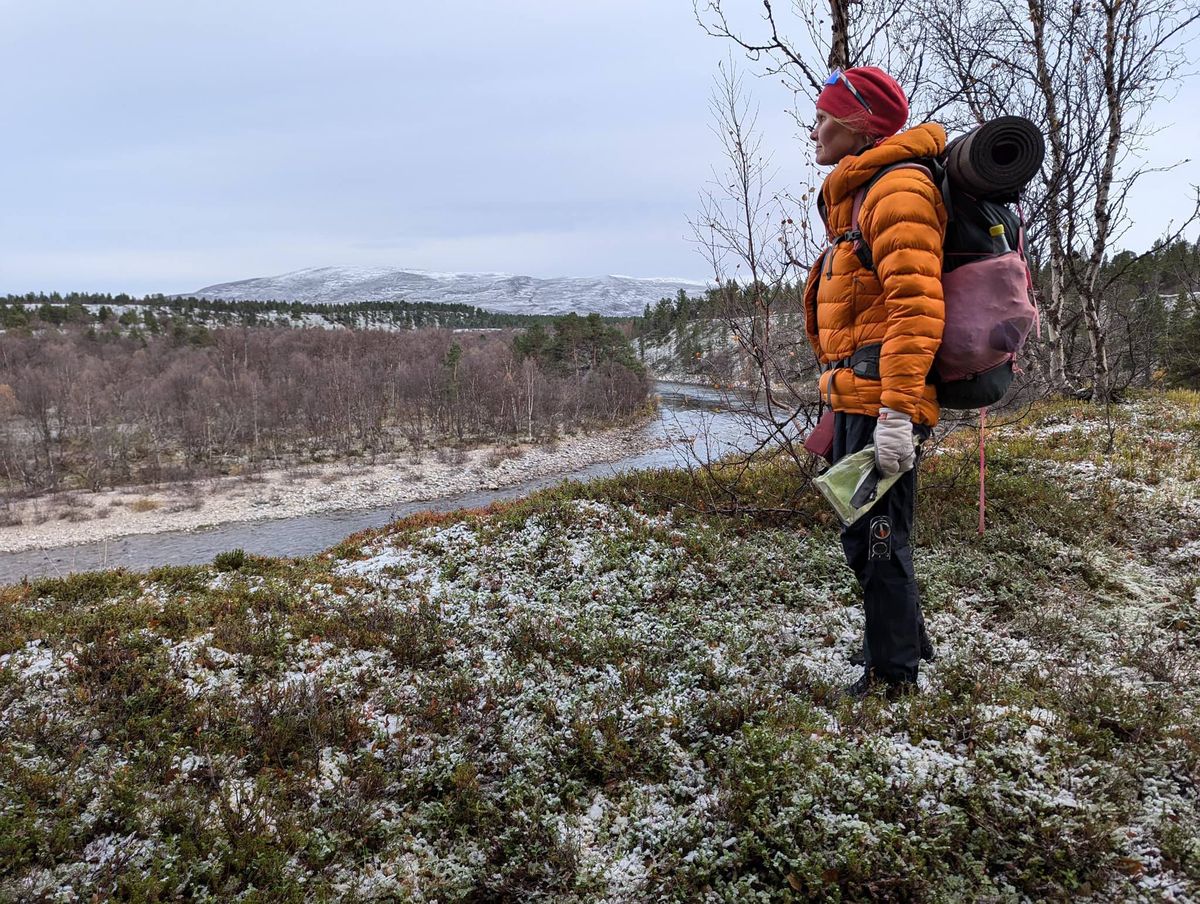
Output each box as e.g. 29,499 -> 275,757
851,161 -> 937,232
848,159 -> 942,272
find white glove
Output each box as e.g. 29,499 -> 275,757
873,407 -> 916,477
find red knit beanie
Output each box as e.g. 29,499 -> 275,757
815,66 -> 909,139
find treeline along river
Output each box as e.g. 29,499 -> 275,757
0,318 -> 646,497
0,382 -> 753,583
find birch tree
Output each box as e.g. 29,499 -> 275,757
695,0 -> 1200,402
693,0 -> 941,115
690,65 -> 808,453
928,0 -> 1200,400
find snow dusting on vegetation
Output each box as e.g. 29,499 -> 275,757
1,393 -> 1198,901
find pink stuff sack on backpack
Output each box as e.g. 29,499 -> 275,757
937,250 -> 1036,383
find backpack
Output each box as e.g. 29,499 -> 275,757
832,157 -> 1038,409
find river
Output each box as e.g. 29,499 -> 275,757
0,381 -> 800,583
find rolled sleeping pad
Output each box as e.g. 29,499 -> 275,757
944,115 -> 1045,198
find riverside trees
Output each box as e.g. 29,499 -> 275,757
0,317 -> 648,495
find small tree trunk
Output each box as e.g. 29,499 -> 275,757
1043,256 -> 1068,390
828,0 -> 851,69
1082,290 -> 1112,401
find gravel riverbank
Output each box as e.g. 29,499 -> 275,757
0,419 -> 668,554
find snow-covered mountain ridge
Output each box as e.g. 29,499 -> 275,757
189,267 -> 711,317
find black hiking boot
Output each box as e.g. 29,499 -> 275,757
827,670 -> 875,705
827,669 -> 918,705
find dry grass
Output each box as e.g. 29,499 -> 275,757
484,446 -> 521,469
436,445 -> 468,466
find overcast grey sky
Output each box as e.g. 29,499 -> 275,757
2,1 -> 1196,295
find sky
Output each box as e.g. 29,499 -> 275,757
1,0 -> 1197,296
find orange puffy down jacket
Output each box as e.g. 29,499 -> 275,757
803,123 -> 948,427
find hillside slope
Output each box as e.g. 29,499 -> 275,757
635,313 -> 810,383
190,268 -> 709,318
2,394 -> 1198,901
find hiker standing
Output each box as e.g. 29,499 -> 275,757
803,67 -> 944,700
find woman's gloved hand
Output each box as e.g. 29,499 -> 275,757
873,407 -> 916,476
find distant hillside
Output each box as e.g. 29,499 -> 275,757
188,266 -> 710,318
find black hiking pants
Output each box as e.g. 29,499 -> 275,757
832,412 -> 931,683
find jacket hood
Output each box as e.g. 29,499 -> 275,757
821,122 -> 947,207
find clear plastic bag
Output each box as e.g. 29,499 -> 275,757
812,446 -> 902,526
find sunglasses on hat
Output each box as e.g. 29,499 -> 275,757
825,68 -> 873,114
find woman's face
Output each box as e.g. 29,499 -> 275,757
810,110 -> 868,166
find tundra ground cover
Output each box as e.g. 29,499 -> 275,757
1,393 -> 1198,902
